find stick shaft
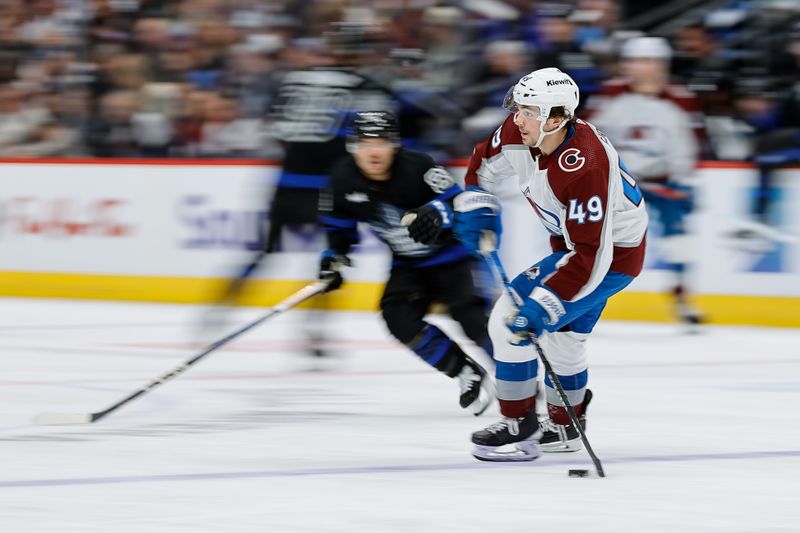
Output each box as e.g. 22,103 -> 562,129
80,280 -> 329,423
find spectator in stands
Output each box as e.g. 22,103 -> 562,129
461,40 -> 530,143
0,0 -> 797,163
86,90 -> 141,157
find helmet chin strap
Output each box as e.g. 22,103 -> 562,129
533,118 -> 569,149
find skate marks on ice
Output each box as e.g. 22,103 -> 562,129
1,449 -> 799,489
0,386 -> 360,442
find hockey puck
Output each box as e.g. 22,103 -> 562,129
568,469 -> 590,478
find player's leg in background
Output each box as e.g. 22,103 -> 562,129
213,185 -> 284,307
197,191 -> 277,337
380,265 -> 492,415
730,152 -> 799,250
656,192 -> 703,325
753,162 -> 775,226
431,256 -> 497,362
269,187 -> 331,357
743,132 -> 800,240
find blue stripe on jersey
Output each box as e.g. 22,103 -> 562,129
496,359 -> 539,382
544,369 -> 588,391
278,173 -> 330,189
619,160 -> 643,206
622,176 -> 643,206
320,215 -> 358,229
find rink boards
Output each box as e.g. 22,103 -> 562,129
0,158 -> 798,327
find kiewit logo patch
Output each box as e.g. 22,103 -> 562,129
558,148 -> 586,173
546,79 -> 573,87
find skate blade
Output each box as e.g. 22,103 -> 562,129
540,439 -> 583,453
472,440 -> 541,462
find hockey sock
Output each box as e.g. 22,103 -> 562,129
496,359 -> 538,418
409,324 -> 468,377
545,370 -> 588,425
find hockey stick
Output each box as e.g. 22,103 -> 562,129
33,279 -> 332,425
479,233 -> 606,477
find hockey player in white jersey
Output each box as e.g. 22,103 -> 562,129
589,36 -> 704,325
428,68 -> 649,461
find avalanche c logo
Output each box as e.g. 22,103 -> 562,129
558,148 -> 585,173
491,126 -> 502,148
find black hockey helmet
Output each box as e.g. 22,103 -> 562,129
348,110 -> 400,148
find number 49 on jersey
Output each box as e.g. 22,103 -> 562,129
568,196 -> 604,224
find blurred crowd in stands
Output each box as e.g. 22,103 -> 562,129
0,0 -> 798,162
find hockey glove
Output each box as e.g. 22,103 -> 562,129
504,287 -> 566,345
318,249 -> 351,292
405,199 -> 453,244
453,187 -> 502,252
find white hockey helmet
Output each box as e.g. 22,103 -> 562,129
620,36 -> 672,60
503,67 -> 580,147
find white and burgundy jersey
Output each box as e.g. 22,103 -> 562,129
465,116 -> 648,302
586,80 -> 703,184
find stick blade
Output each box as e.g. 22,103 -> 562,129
33,412 -> 95,425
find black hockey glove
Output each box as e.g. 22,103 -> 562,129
318,249 -> 351,292
405,199 -> 453,244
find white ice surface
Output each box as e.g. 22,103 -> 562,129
1,297 -> 799,532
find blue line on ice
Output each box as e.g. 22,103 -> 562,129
2,450 -> 799,489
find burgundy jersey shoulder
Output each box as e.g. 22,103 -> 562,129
582,79 -> 631,118
662,83 -> 702,114
465,113 -> 523,186
541,120 -> 611,202
662,83 -> 707,152
598,78 -> 633,98
487,113 -> 524,154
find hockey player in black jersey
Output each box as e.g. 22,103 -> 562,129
208,34 -> 396,355
319,111 -> 495,415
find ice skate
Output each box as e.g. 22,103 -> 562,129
673,287 -> 704,330
540,389 -> 592,453
457,358 -> 494,416
677,302 -> 703,327
471,410 -> 541,462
